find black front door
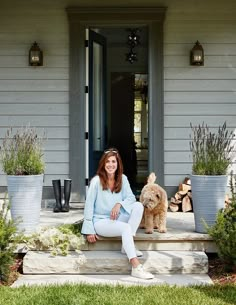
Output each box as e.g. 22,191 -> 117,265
87,29 -> 107,178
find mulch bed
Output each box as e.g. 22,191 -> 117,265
208,254 -> 236,285
0,257 -> 23,286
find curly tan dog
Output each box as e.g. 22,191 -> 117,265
139,172 -> 168,233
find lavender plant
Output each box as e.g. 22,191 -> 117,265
0,126 -> 45,175
190,122 -> 235,175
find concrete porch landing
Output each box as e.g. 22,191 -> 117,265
38,208 -> 216,253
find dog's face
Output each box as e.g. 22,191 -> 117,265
141,184 -> 162,211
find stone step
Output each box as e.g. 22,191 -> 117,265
12,274 -> 213,287
23,250 -> 208,275
81,231 -> 216,252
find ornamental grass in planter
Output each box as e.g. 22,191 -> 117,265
0,126 -> 46,234
0,126 -> 45,176
190,122 -> 235,233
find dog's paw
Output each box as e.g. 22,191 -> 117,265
158,228 -> 167,233
153,225 -> 158,229
145,229 -> 153,234
139,225 -> 145,229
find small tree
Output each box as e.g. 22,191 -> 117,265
207,172 -> 236,270
0,197 -> 22,283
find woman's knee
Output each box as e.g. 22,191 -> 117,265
121,222 -> 133,235
133,201 -> 144,213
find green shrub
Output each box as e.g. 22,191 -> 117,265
190,122 -> 235,175
207,172 -> 236,269
0,126 -> 45,175
0,198 -> 22,282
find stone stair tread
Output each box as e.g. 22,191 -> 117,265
23,250 -> 208,275
97,230 -> 213,240
83,231 -> 216,252
12,273 -> 213,287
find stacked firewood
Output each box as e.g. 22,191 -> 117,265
169,177 -> 193,212
169,177 -> 231,212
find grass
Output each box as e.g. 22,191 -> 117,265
0,283 -> 235,305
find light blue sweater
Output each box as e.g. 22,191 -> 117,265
81,174 -> 136,235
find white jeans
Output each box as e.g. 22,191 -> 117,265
94,202 -> 144,260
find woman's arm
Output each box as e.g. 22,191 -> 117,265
86,234 -> 99,243
81,176 -> 99,235
120,175 -> 136,213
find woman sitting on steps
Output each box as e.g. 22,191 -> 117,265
81,148 -> 154,280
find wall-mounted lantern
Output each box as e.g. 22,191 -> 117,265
190,41 -> 204,66
29,42 -> 43,66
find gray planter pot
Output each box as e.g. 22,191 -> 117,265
7,174 -> 44,234
191,175 -> 227,233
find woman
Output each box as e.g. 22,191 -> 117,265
81,148 -> 154,279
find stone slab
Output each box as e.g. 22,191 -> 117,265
23,250 -> 208,275
12,274 -> 213,287
37,210 -> 217,253
38,208 -> 84,228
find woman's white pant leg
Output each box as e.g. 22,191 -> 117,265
94,219 -> 136,260
128,201 -> 144,236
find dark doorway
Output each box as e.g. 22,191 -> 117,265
67,7 -> 166,201
88,27 -> 149,193
109,72 -> 136,186
109,72 -> 148,193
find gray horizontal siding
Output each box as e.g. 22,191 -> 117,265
164,2 -> 236,188
0,0 -> 236,192
0,4 -> 69,187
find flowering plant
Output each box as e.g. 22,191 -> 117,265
190,122 -> 235,175
24,223 -> 85,256
0,126 -> 45,175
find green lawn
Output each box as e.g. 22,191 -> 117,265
0,283 -> 235,305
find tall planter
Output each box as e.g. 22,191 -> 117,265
191,175 -> 227,233
7,174 -> 44,234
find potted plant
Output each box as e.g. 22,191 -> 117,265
0,126 -> 46,234
190,122 -> 235,233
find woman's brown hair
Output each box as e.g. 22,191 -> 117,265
97,148 -> 123,192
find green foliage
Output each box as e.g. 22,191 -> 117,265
207,172 -> 236,269
0,126 -> 45,175
24,222 -> 85,256
0,198 -> 22,282
190,122 -> 235,175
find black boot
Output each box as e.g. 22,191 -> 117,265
61,179 -> 72,212
52,180 -> 62,212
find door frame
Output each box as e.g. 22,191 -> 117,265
88,29 -> 107,178
66,7 -> 166,202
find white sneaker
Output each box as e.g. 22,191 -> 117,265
121,247 -> 143,257
131,264 -> 154,280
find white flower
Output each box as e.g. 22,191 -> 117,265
25,224 -> 84,256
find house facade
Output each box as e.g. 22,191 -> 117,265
0,0 -> 235,203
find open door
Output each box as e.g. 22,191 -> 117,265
86,29 -> 107,179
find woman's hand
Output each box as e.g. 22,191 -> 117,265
110,203 -> 121,220
87,234 -> 99,243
